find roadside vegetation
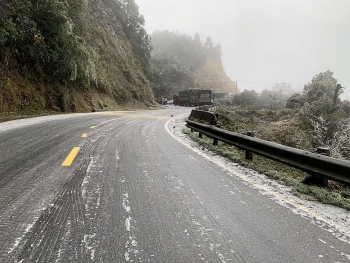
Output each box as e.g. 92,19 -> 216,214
184,71 -> 350,210
0,0 -> 154,113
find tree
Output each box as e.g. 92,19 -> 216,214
259,89 -> 279,109
121,0 -> 152,73
0,1 -> 12,43
204,36 -> 213,50
301,94 -> 350,157
342,100 -> 350,117
300,72 -> 349,158
232,90 -> 259,108
272,82 -> 293,95
303,70 -> 341,103
194,32 -> 201,45
212,44 -> 222,58
0,0 -> 93,84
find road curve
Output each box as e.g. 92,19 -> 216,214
0,107 -> 349,263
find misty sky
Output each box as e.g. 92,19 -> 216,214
135,0 -> 350,99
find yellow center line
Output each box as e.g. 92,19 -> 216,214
62,147 -> 81,167
82,133 -> 88,138
90,126 -> 96,129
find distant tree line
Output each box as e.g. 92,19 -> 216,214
229,83 -> 293,110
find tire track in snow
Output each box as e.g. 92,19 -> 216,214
12,158 -> 89,262
121,184 -> 140,261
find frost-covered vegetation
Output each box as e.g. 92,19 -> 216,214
221,71 -> 350,160
0,0 -> 154,112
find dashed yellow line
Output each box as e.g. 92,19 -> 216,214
90,126 -> 96,129
82,133 -> 88,138
62,147 -> 81,167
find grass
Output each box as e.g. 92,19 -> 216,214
183,127 -> 350,211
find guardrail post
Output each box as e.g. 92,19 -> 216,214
199,132 -> 203,138
317,147 -> 330,186
214,113 -> 219,121
317,147 -> 330,156
245,131 -> 255,160
213,138 -> 218,146
302,147 -> 330,187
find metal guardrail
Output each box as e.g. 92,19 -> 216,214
188,109 -> 218,125
186,117 -> 350,185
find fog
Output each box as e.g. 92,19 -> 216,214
135,0 -> 350,99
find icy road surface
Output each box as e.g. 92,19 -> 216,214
0,107 -> 349,263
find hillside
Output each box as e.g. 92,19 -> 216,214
0,0 -> 155,113
195,57 -> 239,94
149,30 -> 240,98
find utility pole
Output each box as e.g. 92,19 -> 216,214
236,80 -> 238,95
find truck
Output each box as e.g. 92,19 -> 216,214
178,89 -> 213,106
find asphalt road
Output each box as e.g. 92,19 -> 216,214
0,107 -> 349,263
